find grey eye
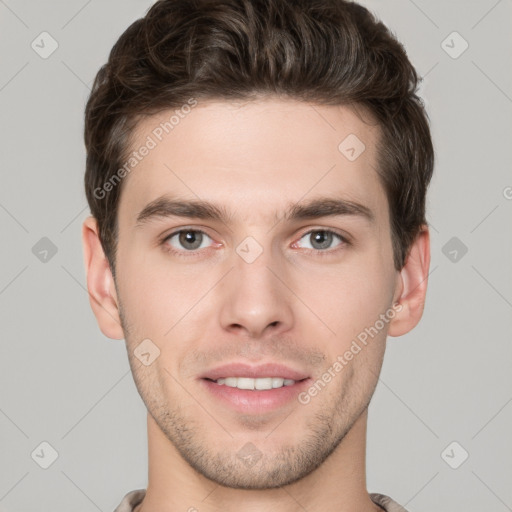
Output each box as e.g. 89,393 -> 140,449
297,230 -> 344,250
167,230 -> 212,251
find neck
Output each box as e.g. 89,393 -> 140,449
136,409 -> 382,512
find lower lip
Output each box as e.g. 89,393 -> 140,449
200,378 -> 311,414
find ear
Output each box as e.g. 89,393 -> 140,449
388,225 -> 430,337
81,216 -> 124,340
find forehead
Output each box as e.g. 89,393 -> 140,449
118,98 -> 386,227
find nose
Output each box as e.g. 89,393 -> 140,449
218,243 -> 294,339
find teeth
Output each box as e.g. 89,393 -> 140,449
215,377 -> 297,390
272,377 -> 284,388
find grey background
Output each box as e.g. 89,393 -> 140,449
0,0 -> 511,511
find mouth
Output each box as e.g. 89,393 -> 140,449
198,362 -> 312,413
199,361 -> 309,382
203,376 -> 309,390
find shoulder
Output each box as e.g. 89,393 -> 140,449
369,492 -> 410,512
113,489 -> 146,512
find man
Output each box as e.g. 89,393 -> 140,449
82,0 -> 433,510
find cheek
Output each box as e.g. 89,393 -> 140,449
117,241 -> 188,316
294,260 -> 394,341
123,269 -> 160,313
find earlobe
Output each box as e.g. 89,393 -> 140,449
387,225 -> 431,337
81,216 -> 124,340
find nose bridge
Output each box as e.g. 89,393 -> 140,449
218,234 -> 293,337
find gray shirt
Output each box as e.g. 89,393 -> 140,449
114,489 -> 410,511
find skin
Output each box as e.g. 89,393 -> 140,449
82,98 -> 430,512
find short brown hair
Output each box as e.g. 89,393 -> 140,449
84,0 -> 434,277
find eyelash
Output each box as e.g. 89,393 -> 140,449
160,228 -> 350,258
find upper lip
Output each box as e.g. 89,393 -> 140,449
200,362 -> 310,381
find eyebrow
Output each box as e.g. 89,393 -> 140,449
135,195 -> 374,227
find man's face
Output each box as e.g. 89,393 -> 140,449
114,98 -> 400,489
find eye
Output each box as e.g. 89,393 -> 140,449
294,229 -> 348,252
161,228 -> 348,257
163,229 -> 214,253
